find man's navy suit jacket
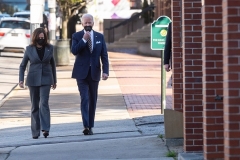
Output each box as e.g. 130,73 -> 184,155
164,22 -> 172,68
71,30 -> 109,81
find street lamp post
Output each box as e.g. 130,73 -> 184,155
30,0 -> 43,33
48,0 -> 56,40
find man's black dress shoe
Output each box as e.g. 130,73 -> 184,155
83,128 -> 89,135
32,136 -> 39,139
89,128 -> 93,135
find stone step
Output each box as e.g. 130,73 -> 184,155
128,32 -> 151,37
125,33 -> 151,39
136,27 -> 150,31
109,24 -> 151,48
133,30 -> 150,34
107,43 -> 138,49
139,24 -> 151,29
137,26 -> 150,30
135,26 -> 151,32
113,41 -> 138,45
119,38 -> 145,42
129,29 -> 150,34
119,39 -> 138,42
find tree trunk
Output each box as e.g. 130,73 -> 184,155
62,15 -> 69,40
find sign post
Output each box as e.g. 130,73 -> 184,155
151,16 -> 171,114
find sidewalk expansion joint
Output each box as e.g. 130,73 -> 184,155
1,147 -> 16,160
135,122 -> 164,126
0,134 -> 157,149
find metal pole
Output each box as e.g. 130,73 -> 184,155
48,0 -> 56,40
49,8 -> 56,40
31,23 -> 40,35
161,50 -> 166,114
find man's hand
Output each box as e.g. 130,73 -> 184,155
51,83 -> 57,90
19,81 -> 24,88
164,64 -> 170,72
83,31 -> 91,41
102,73 -> 108,80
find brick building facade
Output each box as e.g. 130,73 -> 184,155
155,0 -> 240,159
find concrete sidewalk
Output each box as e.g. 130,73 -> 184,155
0,51 -> 176,160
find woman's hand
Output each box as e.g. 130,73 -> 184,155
51,83 -> 57,90
19,81 -> 24,88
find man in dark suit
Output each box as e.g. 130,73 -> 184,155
164,22 -> 172,72
71,13 -> 109,135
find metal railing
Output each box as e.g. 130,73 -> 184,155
105,5 -> 155,43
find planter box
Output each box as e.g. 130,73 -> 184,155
50,39 -> 70,66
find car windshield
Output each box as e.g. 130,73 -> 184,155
13,14 -> 30,19
0,14 -> 10,18
0,21 -> 30,29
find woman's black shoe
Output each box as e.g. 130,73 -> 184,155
43,131 -> 49,138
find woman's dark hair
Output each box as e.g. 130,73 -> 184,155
31,27 -> 48,46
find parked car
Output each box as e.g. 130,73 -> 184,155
12,11 -> 31,19
0,17 -> 30,55
13,11 -> 49,33
0,14 -> 10,20
13,11 -> 49,25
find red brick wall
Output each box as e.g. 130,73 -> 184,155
154,0 -> 171,19
222,0 -> 240,159
169,0 -> 240,157
182,0 -> 203,152
202,0 -> 224,159
172,0 -> 183,112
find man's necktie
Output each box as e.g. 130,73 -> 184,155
87,36 -> 92,53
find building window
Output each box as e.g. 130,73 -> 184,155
130,0 -> 142,9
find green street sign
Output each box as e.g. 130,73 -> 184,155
151,16 -> 171,50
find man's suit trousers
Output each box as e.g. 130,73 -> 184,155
76,67 -> 99,128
